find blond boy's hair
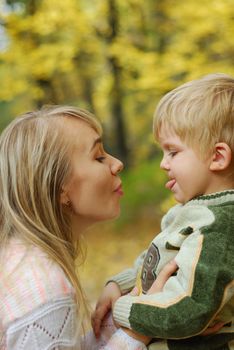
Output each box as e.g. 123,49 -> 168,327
153,73 -> 234,157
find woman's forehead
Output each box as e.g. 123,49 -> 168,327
61,117 -> 100,153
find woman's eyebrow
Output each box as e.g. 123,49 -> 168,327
90,137 -> 102,152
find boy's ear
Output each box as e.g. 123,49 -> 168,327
209,142 -> 232,171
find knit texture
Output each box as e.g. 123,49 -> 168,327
6,297 -> 78,350
112,190 -> 234,350
0,238 -> 79,349
0,239 -> 148,350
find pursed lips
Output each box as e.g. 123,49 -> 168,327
114,183 -> 124,195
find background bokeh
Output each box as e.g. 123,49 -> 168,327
0,0 -> 233,302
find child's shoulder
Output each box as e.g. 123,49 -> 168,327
161,202 -> 215,232
161,203 -> 182,229
0,238 -> 74,328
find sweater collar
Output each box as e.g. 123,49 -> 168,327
186,190 -> 234,207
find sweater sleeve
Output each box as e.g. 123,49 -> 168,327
106,250 -> 147,294
113,204 -> 234,339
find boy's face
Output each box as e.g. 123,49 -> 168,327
158,128 -> 213,204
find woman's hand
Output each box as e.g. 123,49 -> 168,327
92,282 -> 121,338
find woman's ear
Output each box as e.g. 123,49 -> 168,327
60,188 -> 70,205
209,143 -> 232,171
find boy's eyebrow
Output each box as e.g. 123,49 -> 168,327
90,137 -> 102,152
160,141 -> 178,149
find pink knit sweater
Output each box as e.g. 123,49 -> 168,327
0,239 -> 146,350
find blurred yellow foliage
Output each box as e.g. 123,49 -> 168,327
0,0 -> 233,160
80,219 -> 160,303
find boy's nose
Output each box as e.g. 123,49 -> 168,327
160,156 -> 169,170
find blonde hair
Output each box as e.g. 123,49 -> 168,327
0,105 -> 102,332
153,73 -> 234,157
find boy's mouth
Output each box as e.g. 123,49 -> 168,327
166,179 -> 176,190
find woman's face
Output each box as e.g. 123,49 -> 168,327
61,118 -> 124,228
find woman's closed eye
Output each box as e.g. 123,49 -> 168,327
96,156 -> 106,163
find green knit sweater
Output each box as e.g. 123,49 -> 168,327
110,190 -> 234,350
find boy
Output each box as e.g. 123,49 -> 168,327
93,73 -> 234,349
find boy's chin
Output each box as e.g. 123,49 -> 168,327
173,193 -> 190,204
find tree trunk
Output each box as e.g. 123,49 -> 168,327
107,0 -> 129,166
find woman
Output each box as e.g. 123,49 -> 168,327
0,105 -> 155,349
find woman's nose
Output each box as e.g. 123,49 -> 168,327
111,157 -> 124,175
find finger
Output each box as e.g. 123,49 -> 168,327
91,311 -> 104,337
93,317 -> 102,338
91,311 -> 102,337
129,286 -> 139,296
91,305 -> 110,337
201,322 -> 225,336
148,260 -> 178,294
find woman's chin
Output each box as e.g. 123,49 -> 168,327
101,209 -> 121,222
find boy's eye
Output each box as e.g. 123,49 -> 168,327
169,151 -> 177,157
96,156 -> 106,163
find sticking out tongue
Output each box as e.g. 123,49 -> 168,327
166,179 -> 176,190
